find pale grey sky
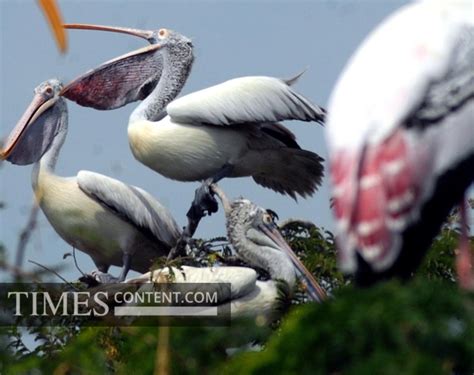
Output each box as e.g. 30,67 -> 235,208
0,0 -> 406,281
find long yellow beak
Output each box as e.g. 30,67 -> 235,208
38,0 -> 67,53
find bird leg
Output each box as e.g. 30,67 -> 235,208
168,167 -> 235,261
186,164 -> 234,221
117,253 -> 132,282
95,263 -> 110,274
186,179 -> 219,220
167,216 -> 199,260
168,182 -> 232,261
455,197 -> 474,290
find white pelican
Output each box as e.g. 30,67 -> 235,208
61,24 -> 325,219
121,185 -> 326,319
326,1 -> 474,287
1,79 -> 181,281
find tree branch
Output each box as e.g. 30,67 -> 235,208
15,201 -> 40,268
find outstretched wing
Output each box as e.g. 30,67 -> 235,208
77,171 -> 180,247
62,44 -> 163,110
167,75 -> 325,126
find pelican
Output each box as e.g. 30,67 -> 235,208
0,79 -> 181,281
121,185 -> 326,319
61,24 -> 325,219
326,1 -> 474,287
38,0 -> 67,53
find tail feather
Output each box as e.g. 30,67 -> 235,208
253,149 -> 324,199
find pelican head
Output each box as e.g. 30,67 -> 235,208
1,79 -> 66,165
61,24 -> 194,111
227,198 -> 326,302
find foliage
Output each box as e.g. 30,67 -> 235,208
1,327 -> 111,374
0,207 -> 473,374
220,208 -> 474,375
280,221 -> 348,293
417,205 -> 474,283
222,280 -> 474,375
0,323 -> 272,374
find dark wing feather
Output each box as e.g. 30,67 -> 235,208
260,123 -> 301,149
406,26 -> 474,129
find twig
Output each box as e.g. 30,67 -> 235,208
167,193 -> 214,261
0,259 -> 41,281
72,247 -> 87,277
15,201 -> 40,268
167,215 -> 202,261
155,325 -> 170,375
28,259 -> 79,290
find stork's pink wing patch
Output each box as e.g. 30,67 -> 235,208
331,128 -> 432,272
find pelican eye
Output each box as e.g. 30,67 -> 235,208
262,213 -> 273,224
44,87 -> 53,96
158,29 -> 168,39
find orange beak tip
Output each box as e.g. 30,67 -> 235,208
38,0 -> 68,53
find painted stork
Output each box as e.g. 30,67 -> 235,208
0,79 -> 181,281
60,24 -> 325,220
326,0 -> 474,287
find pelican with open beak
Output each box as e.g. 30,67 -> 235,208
61,23 -> 325,222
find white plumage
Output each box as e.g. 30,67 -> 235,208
62,25 -> 326,199
1,80 -> 181,281
326,0 -> 474,284
327,0 -> 473,151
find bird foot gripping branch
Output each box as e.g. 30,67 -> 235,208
166,182 -> 219,261
186,180 -> 219,222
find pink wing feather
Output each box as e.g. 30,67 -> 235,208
332,128 -> 433,272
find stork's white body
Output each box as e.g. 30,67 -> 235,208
326,0 -> 474,280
